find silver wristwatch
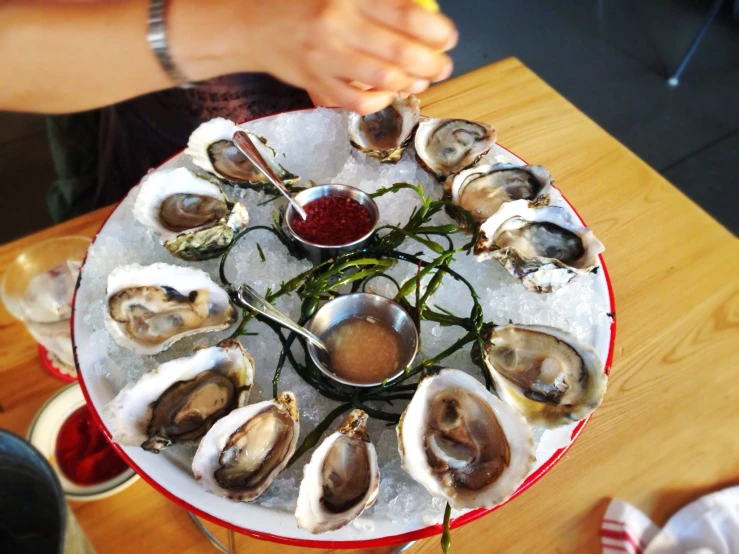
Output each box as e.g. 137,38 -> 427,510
147,0 -> 193,87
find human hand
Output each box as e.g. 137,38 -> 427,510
176,0 -> 457,115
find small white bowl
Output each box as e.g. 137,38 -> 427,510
27,384 -> 138,501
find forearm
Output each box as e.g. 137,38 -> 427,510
0,1 -> 237,114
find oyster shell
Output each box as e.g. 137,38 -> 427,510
105,263 -> 237,354
474,199 -> 605,292
192,392 -> 299,502
415,118 -> 496,180
348,95 -> 420,163
185,118 -> 299,187
295,409 -> 379,534
102,338 -> 254,453
397,368 -> 534,510
450,163 -> 553,222
482,324 -> 606,428
133,167 -> 249,261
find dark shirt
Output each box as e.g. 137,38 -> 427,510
47,73 -> 312,221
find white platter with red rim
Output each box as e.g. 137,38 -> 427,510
72,107 -> 616,548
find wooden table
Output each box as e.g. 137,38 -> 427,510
1,57 -> 737,553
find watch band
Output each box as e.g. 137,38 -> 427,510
147,0 -> 193,86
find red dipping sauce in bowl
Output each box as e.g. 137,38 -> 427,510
55,405 -> 128,486
290,196 -> 374,246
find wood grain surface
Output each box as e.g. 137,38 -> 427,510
1,58 -> 737,554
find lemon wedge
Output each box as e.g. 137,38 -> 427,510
413,0 -> 440,12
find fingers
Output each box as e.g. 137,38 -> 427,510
313,78 -> 396,114
356,0 -> 458,51
341,19 -> 453,82
312,45 -> 427,93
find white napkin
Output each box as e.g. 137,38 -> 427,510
602,486 -> 739,554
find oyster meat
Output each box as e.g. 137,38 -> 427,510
348,95 -> 420,163
450,163 -> 553,222
483,324 -> 607,428
133,167 -> 249,261
415,118 -> 496,180
295,409 -> 379,534
397,369 -> 534,510
474,199 -> 605,292
192,392 -> 299,502
105,263 -> 237,354
185,118 -> 298,187
102,338 -> 254,453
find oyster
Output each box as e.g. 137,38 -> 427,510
482,324 -> 606,428
133,167 -> 249,261
348,95 -> 420,163
185,118 -> 298,187
105,263 -> 237,354
397,369 -> 534,510
474,199 -> 605,292
192,392 -> 299,502
102,338 -> 254,453
295,409 -> 379,534
450,164 -> 553,222
415,118 -> 496,180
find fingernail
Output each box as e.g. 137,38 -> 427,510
408,79 -> 430,94
434,62 -> 453,82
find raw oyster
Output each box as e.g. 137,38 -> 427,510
474,199 -> 605,292
185,118 -> 298,187
133,167 -> 249,261
482,324 -> 606,428
415,118 -> 496,180
295,409 -> 379,534
348,95 -> 420,163
192,392 -> 299,502
397,368 -> 534,510
105,263 -> 237,354
450,163 -> 553,222
102,338 -> 254,453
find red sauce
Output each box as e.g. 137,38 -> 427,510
55,405 -> 128,486
291,196 -> 374,246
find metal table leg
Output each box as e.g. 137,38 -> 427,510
667,0 -> 726,86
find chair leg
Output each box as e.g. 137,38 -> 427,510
667,0 -> 726,86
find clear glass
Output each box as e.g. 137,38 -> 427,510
1,236 -> 91,365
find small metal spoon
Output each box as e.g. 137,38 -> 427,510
232,130 -> 308,220
235,283 -> 330,357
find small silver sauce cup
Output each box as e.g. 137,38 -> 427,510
305,293 -> 419,388
284,184 -> 379,264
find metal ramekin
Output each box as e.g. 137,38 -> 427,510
305,293 -> 419,387
284,184 -> 379,264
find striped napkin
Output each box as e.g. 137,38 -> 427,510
602,486 -> 739,554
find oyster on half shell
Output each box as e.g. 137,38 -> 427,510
295,409 -> 379,534
482,324 -> 607,428
185,118 -> 298,188
397,369 -> 534,510
450,163 -> 553,223
105,263 -> 237,354
474,198 -> 605,293
102,338 -> 255,453
348,95 -> 420,163
192,392 -> 299,502
415,118 -> 496,180
133,167 -> 249,261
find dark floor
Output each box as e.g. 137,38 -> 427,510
0,0 -> 737,243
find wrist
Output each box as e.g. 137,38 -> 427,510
167,0 -> 262,82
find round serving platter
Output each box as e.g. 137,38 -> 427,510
72,107 -> 615,548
